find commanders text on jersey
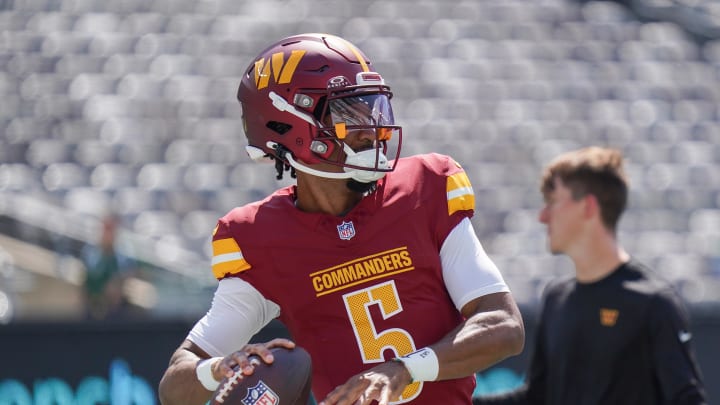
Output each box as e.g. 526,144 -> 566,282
310,247 -> 413,296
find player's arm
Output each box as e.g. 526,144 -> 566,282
320,294 -> 523,405
428,217 -> 524,380
430,291 -> 523,379
649,289 -> 708,404
158,278 -> 287,405
160,338 -> 295,405
159,339 -> 218,405
473,294 -> 552,405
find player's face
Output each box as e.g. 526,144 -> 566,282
313,96 -> 392,173
538,178 -> 587,254
328,94 -> 394,151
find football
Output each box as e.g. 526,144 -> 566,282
210,346 -> 313,405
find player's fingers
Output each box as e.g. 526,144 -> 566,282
266,337 -> 296,349
319,382 -> 364,405
318,386 -> 345,405
358,391 -> 379,405
376,388 -> 393,405
226,345 -> 267,376
262,337 -> 296,362
217,355 -> 248,378
249,338 -> 293,365
225,339 -> 294,376
357,381 -> 387,405
237,338 -> 295,367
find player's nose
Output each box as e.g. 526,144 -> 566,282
346,129 -> 376,149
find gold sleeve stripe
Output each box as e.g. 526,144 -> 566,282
211,238 -> 251,278
211,252 -> 251,278
213,238 -> 241,255
212,258 -> 251,279
447,172 -> 475,215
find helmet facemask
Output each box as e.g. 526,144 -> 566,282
284,74 -> 402,184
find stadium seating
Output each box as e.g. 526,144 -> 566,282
1,0 -> 720,318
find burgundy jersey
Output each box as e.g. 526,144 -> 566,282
211,153 -> 479,404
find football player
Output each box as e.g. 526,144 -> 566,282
159,33 -> 525,405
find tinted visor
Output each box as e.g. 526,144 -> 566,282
329,94 -> 394,127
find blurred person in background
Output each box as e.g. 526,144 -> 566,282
158,33 -> 525,405
80,214 -> 136,320
473,146 -> 707,404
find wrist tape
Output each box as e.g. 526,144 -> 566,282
395,347 -> 439,382
196,357 -> 223,391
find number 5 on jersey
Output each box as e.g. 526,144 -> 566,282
343,280 -> 422,403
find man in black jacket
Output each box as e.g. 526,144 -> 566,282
474,146 -> 707,404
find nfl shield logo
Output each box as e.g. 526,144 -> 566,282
242,381 -> 279,405
337,221 -> 356,240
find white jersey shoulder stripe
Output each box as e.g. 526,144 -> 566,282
212,252 -> 245,266
447,186 -> 474,201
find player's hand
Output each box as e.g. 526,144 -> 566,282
213,338 -> 296,381
319,360 -> 412,405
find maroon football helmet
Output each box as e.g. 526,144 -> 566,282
237,33 -> 402,183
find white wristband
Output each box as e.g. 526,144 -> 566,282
196,357 -> 223,391
396,347 -> 439,382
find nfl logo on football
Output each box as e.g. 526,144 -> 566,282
242,381 -> 278,405
336,221 -> 356,240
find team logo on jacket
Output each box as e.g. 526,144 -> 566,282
599,308 -> 619,326
242,381 -> 278,405
337,221 -> 356,240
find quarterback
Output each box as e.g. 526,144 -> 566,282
158,33 -> 525,405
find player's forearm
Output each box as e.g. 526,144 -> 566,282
436,311 -> 524,379
434,295 -> 525,380
158,350 -> 214,405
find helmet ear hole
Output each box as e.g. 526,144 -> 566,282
266,121 -> 292,134
310,140 -> 329,154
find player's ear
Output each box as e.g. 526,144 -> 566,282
584,194 -> 599,220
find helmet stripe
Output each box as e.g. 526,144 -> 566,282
339,37 -> 370,72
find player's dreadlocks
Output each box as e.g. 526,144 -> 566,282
267,142 -> 376,194
271,155 -> 296,180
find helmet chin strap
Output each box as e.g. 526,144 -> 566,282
268,142 -> 389,183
